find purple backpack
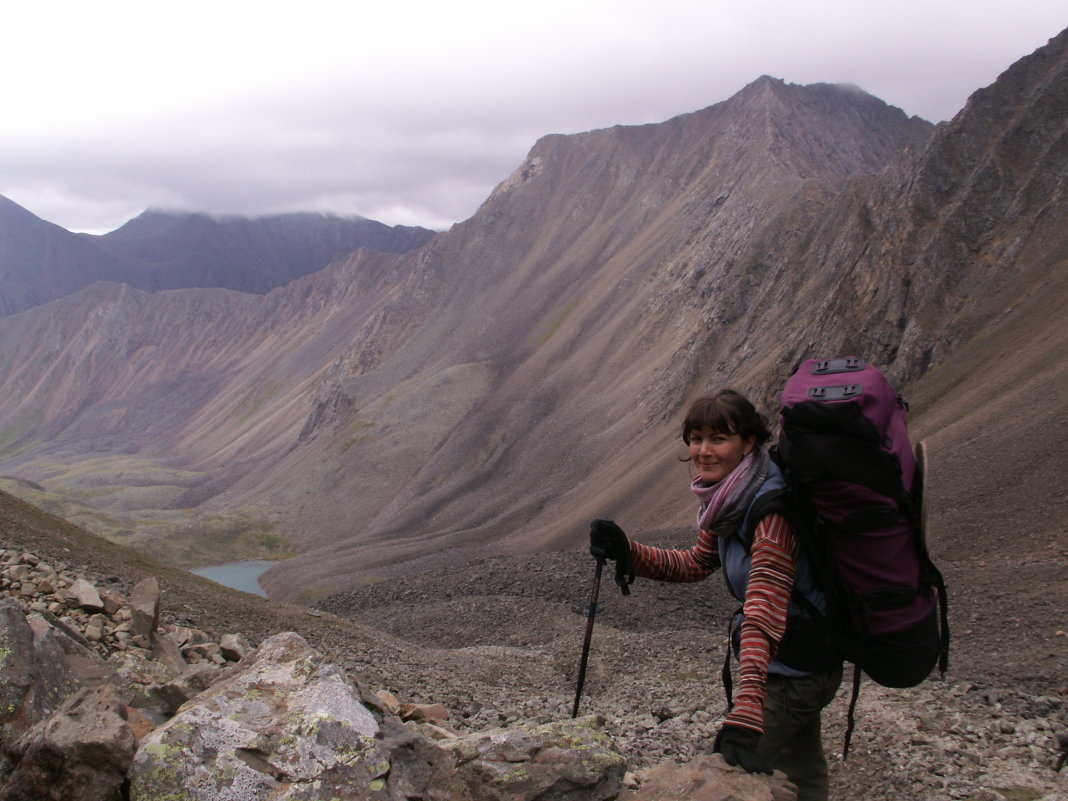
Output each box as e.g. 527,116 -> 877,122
777,357 -> 949,690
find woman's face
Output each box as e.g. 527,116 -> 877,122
688,426 -> 755,483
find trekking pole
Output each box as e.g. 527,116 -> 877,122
572,555 -> 605,718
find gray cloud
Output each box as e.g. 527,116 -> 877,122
1,1 -> 1064,233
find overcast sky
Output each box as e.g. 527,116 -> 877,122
2,1 -> 1064,234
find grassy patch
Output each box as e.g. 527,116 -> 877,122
0,478 -> 142,540
124,509 -> 293,569
26,455 -> 203,488
0,479 -> 292,570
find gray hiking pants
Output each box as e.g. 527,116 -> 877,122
756,664 -> 844,801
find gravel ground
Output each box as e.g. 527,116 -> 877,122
2,495 -> 1066,801
315,533 -> 1068,801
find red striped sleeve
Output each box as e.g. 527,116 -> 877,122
628,528 -> 721,582
725,512 -> 798,734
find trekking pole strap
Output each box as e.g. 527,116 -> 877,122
614,559 -> 633,595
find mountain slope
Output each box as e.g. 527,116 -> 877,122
0,31 -> 1065,604
0,76 -> 931,588
250,77 -> 937,592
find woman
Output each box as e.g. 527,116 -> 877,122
589,388 -> 843,801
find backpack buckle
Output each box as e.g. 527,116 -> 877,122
809,384 -> 863,401
813,357 -> 865,375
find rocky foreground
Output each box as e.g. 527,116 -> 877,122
316,546 -> 1068,801
0,541 -> 804,801
0,497 -> 1065,800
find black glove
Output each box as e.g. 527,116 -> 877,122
589,518 -> 628,561
588,519 -> 634,595
713,725 -> 772,775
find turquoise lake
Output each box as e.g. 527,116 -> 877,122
189,559 -> 273,597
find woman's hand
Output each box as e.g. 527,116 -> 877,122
589,519 -> 635,594
589,519 -> 628,561
713,725 -> 772,774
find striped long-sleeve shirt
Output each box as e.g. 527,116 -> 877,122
629,512 -> 797,734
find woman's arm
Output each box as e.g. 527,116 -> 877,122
725,511 -> 797,733
628,528 -> 721,582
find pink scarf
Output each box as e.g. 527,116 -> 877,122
691,447 -> 770,536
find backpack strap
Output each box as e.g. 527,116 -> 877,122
721,607 -> 742,715
744,488 -> 793,537
913,442 -> 951,677
921,552 -> 950,677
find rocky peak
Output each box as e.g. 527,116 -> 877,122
0,196 -> 142,318
715,75 -> 934,179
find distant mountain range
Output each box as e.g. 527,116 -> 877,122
0,202 -> 435,316
0,28 -> 1064,603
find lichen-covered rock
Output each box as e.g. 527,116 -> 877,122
0,598 -> 81,755
443,715 -> 626,801
128,631 -> 390,800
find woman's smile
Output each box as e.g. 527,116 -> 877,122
688,426 -> 754,483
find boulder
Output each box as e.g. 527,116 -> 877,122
375,690 -> 402,716
401,702 -> 451,725
219,632 -> 252,662
128,632 -> 392,800
84,613 -> 109,643
381,717 -> 472,799
183,641 -> 226,664
0,598 -> 81,753
0,684 -> 137,801
67,578 -> 104,613
150,662 -> 221,714
443,715 -> 626,801
26,613 -> 116,688
98,589 -> 125,617
620,755 -> 797,801
149,631 -> 188,675
128,578 -> 160,638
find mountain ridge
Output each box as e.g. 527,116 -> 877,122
91,209 -> 437,293
0,202 -> 434,317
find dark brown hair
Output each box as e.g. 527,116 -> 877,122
681,389 -> 772,446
